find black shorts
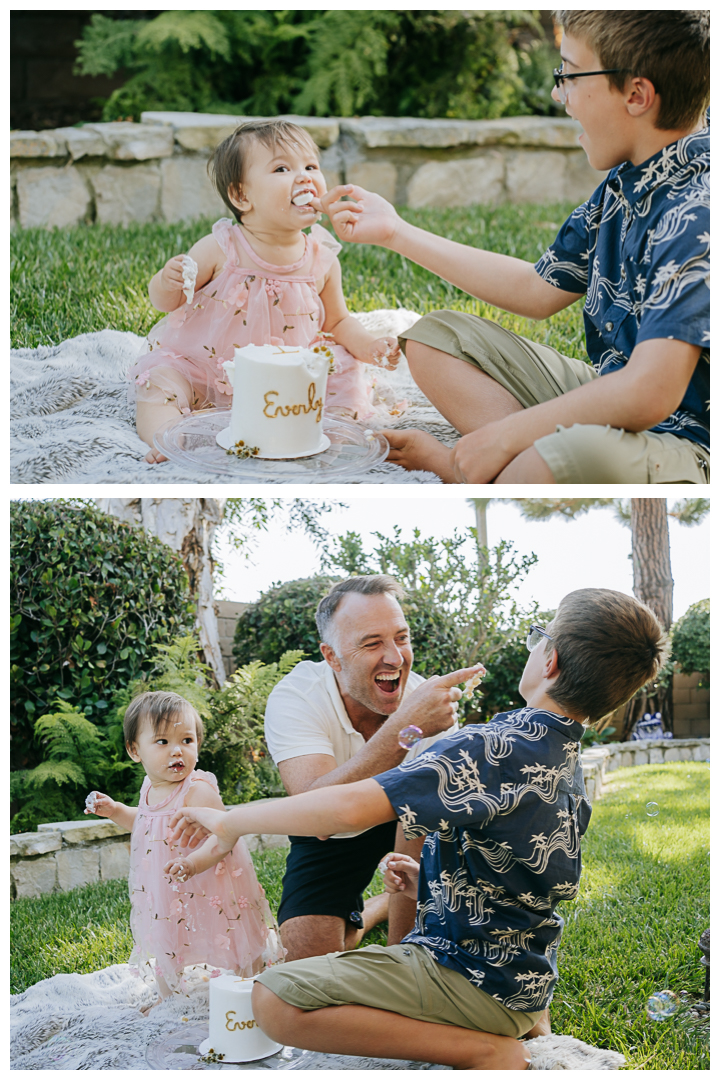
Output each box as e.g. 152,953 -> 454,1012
277,820 -> 397,927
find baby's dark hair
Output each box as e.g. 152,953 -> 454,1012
208,120 -> 320,223
123,691 -> 204,750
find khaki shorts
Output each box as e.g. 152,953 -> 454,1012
255,943 -> 543,1038
400,311 -> 710,484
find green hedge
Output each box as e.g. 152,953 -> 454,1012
10,500 -> 194,772
672,598 -> 710,685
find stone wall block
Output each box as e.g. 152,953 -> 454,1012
54,126 -> 107,161
506,150 -> 565,204
11,831 -> 62,857
160,157 -> 227,222
648,747 -> 664,764
100,841 -> 131,881
341,116 -> 582,150
677,748 -> 693,762
620,751 -> 633,769
56,847 -> 100,892
663,747 -> 681,762
12,855 -> 59,899
11,130 -> 68,157
141,111 -> 339,151
17,165 -> 91,228
407,154 -> 504,209
93,164 -> 161,225
563,151 -> 607,203
693,745 -> 709,761
346,161 -> 398,204
634,750 -> 649,766
83,122 -> 174,160
38,819 -> 129,842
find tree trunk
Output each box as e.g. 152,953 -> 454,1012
469,499 -> 491,568
97,498 -> 227,686
617,498 -> 674,738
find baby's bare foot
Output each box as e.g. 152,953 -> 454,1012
381,428 -> 456,483
144,448 -> 168,464
139,996 -> 163,1017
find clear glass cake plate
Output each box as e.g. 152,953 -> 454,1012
154,409 -> 389,481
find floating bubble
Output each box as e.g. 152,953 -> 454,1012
398,724 -> 423,749
646,802 -> 659,817
646,990 -> 679,1020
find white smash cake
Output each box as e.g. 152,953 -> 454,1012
216,343 -> 333,459
199,974 -> 282,1063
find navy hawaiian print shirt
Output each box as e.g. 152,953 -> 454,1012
376,708 -> 591,1012
534,124 -> 709,451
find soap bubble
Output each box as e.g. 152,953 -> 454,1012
646,990 -> 679,1020
398,725 -> 423,749
646,802 -> 659,817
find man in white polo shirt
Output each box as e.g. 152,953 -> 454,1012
264,575 -> 463,962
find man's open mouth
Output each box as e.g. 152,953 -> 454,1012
375,671 -> 401,695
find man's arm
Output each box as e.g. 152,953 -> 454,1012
316,185 -> 582,321
277,664 -> 482,795
452,338 -> 702,484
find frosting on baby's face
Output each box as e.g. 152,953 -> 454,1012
227,137 -> 326,233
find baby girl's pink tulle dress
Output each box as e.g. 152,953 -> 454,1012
128,768 -> 283,994
128,219 -> 374,420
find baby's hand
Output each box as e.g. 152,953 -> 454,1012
159,254 -> 187,294
84,791 -> 116,818
169,806 -> 233,851
378,851 -> 420,899
164,854 -> 197,882
370,336 -> 401,371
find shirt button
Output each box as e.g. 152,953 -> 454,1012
620,267 -> 626,279
605,321 -> 614,331
403,949 -> 412,956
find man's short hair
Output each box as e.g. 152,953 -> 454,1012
554,10 -> 710,130
543,588 -> 670,725
315,575 -> 406,650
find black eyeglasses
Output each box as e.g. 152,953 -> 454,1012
526,625 -> 553,651
552,66 -> 622,103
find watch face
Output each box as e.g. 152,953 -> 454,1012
348,910 -> 364,928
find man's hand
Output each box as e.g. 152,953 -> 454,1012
392,663 -> 485,738
314,184 -> 401,247
168,806 -> 234,851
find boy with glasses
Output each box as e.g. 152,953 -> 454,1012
169,588 -> 668,1070
317,10 -> 709,484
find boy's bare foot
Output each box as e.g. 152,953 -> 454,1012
523,1009 -> 551,1039
382,429 -> 456,483
144,448 -> 168,464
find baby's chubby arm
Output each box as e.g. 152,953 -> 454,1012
163,776 -> 231,881
319,258 -> 401,370
148,233 -> 226,313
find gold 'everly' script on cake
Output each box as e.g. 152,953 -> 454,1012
263,383 -> 323,423
225,1011 -> 258,1031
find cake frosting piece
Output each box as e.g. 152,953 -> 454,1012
216,343 -> 333,459
181,255 -> 198,304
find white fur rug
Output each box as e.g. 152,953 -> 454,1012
10,964 -> 626,1071
11,310 -> 458,484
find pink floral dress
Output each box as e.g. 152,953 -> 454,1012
128,219 -> 374,420
128,768 -> 283,994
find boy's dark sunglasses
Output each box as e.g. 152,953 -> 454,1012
526,625 -> 553,651
552,66 -> 622,89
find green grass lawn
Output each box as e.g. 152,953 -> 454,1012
10,202 -> 586,356
11,761 -> 709,1069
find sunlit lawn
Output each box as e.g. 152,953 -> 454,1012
11,761 -> 709,1069
10,202 -> 586,356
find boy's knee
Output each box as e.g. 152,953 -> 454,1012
252,982 -> 291,1041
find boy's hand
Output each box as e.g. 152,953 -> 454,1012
315,185 -> 400,247
84,792 -> 116,818
159,254 -> 187,294
163,854 -> 197,882
370,336 -> 401,371
168,806 -> 234,851
379,851 -> 420,900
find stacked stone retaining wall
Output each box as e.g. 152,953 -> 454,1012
10,739 -> 708,899
11,112 -> 604,229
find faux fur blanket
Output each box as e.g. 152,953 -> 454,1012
11,310 -> 458,485
11,964 -> 626,1071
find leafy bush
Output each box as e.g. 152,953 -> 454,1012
474,611 -> 556,722
233,574 -> 463,679
203,652 -> 304,804
75,10 -> 561,121
10,500 -> 194,772
671,599 -> 710,686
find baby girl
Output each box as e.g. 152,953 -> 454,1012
129,119 -> 401,462
85,690 -> 283,1005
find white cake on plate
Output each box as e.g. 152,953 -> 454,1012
216,343 -> 333,459
198,974 -> 282,1063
